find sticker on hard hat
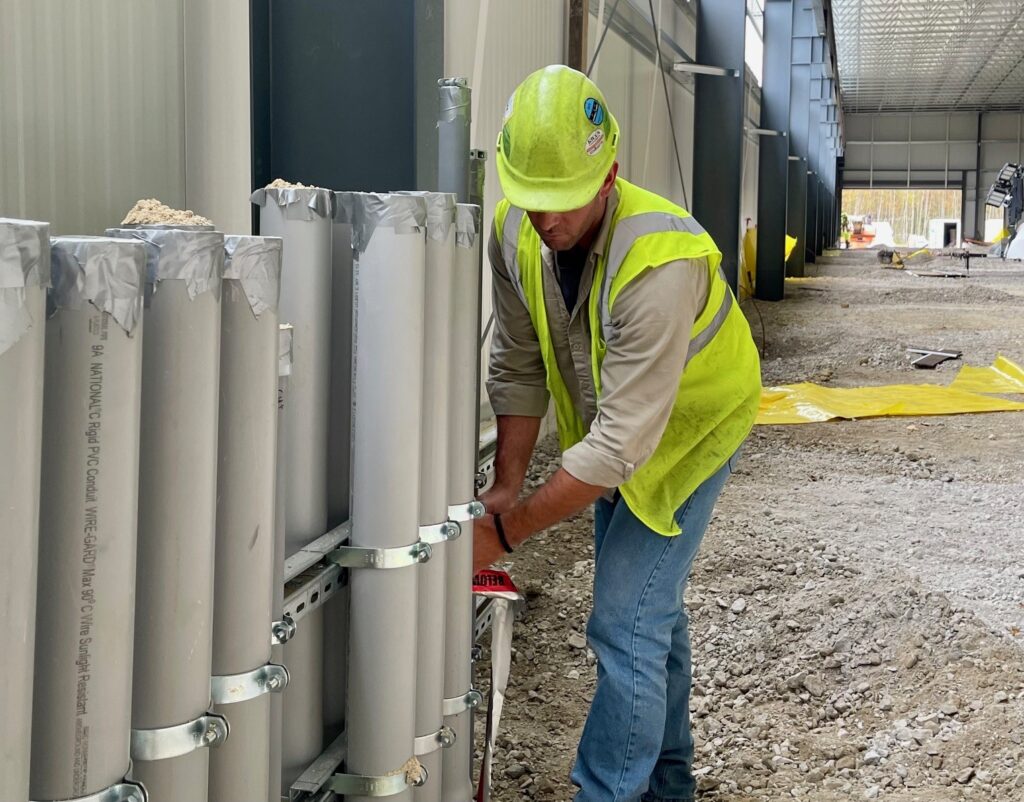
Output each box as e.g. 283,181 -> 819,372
585,129 -> 605,156
584,97 -> 605,126
504,94 -> 515,122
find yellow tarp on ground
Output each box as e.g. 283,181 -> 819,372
758,356 -> 1024,425
758,383 -> 1024,425
950,354 -> 1024,395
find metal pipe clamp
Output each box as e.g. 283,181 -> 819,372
31,781 -> 148,802
211,662 -> 290,705
131,712 -> 230,762
328,540 -> 432,570
327,765 -> 428,797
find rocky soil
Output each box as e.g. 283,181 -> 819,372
476,249 -> 1024,801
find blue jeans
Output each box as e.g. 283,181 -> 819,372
571,454 -> 739,802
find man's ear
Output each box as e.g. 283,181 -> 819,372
600,162 -> 619,199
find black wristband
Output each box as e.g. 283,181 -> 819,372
493,513 -> 514,553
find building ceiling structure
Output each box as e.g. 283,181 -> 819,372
832,0 -> 1024,113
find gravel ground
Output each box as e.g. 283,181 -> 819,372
476,248 -> 1024,801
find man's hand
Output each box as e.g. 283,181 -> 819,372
473,514 -> 508,574
478,483 -> 518,515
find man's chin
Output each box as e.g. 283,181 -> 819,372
542,234 -> 575,251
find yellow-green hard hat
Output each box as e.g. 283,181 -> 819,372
496,65 -> 620,212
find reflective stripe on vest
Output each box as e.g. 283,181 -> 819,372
500,205 -> 728,360
501,206 -> 528,306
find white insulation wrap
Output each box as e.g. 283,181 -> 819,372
0,217 -> 49,802
344,191 -> 428,802
31,237 -> 147,802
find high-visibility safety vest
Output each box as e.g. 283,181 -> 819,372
495,178 -> 761,536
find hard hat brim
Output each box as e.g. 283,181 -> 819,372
496,155 -> 611,213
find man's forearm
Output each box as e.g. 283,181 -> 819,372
501,468 -> 607,548
492,414 -> 542,495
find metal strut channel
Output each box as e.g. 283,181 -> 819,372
328,540 -> 432,570
210,662 -> 290,705
31,781 -> 148,802
130,712 -> 230,762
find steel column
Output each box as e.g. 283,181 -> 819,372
788,0 -> 815,277
108,226 -> 225,802
441,205 -> 483,802
0,218 -> 49,802
754,0 -> 793,301
209,236 -> 284,802
692,0 -> 746,293
344,192 -> 428,802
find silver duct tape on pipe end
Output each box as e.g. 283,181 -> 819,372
49,237 -> 147,335
106,227 -> 225,300
0,217 -> 50,357
224,235 -> 283,319
455,204 -> 481,249
250,186 -> 335,222
395,192 -> 457,242
278,323 -> 294,377
337,192 -> 428,254
438,77 -> 471,124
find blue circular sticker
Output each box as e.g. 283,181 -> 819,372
584,97 -> 605,126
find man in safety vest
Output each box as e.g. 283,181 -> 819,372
473,65 -> 761,802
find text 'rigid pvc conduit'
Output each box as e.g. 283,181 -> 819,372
31,237 -> 148,802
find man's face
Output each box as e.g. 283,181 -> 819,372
527,198 -> 603,251
525,163 -> 619,252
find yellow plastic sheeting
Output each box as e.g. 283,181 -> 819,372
950,355 -> 1024,395
758,382 -> 1024,425
739,227 -> 798,297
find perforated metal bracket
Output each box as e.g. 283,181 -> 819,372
211,662 -> 290,705
31,780 -> 148,802
271,615 -> 296,646
442,688 -> 483,717
448,500 -> 485,522
414,725 -> 457,756
327,765 -> 428,797
130,712 -> 230,762
418,520 -> 461,545
328,540 -> 432,570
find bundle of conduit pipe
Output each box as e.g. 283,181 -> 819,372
0,75 -> 487,802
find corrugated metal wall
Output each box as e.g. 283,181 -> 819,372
0,0 -> 186,234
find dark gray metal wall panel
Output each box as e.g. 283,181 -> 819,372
754,0 -> 793,302
414,0 -> 445,191
693,0 -> 746,293
251,0 -> 441,202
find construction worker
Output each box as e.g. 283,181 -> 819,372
473,65 -> 761,802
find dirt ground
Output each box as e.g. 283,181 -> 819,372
476,248 -> 1024,801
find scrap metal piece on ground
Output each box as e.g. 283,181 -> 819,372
907,270 -> 968,278
907,347 -> 962,370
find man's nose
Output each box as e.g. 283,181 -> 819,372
533,213 -> 560,233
